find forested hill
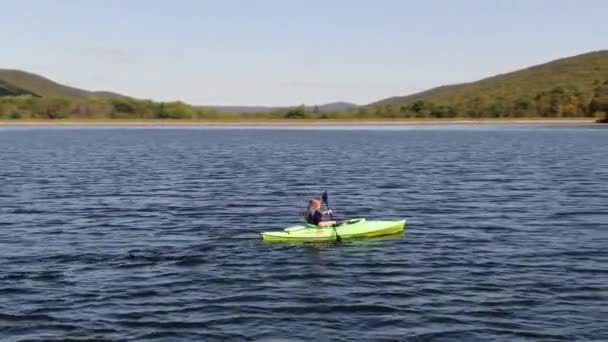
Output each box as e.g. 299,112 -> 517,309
0,69 -> 121,98
366,50 -> 608,118
209,102 -> 357,113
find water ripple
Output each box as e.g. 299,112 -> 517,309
0,125 -> 607,341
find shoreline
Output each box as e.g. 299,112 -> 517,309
0,118 -> 597,126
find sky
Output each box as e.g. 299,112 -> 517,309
1,0 -> 607,106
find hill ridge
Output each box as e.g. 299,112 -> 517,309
369,50 -> 608,109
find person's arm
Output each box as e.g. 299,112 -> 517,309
318,220 -> 337,227
315,210 -> 336,227
313,211 -> 323,226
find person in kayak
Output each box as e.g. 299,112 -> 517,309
305,198 -> 336,227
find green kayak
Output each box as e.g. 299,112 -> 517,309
261,218 -> 406,242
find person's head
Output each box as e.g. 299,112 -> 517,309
307,198 -> 321,211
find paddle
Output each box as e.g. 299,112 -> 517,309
322,191 -> 342,242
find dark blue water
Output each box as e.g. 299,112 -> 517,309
0,125 -> 607,341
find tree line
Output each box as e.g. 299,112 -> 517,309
363,82 -> 608,120
1,82 -> 607,120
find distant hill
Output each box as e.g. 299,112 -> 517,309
0,69 -> 357,112
315,102 -> 358,111
208,105 -> 277,113
3,50 -> 607,120
369,50 -> 608,110
0,69 -> 122,98
209,102 -> 357,113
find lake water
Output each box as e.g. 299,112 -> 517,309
0,124 -> 607,341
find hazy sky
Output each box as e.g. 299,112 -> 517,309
2,0 -> 607,106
